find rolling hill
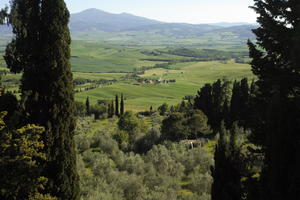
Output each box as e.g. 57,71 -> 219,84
1,8 -> 257,44
70,8 -> 162,32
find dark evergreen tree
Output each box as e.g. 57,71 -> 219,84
239,78 -> 250,127
161,112 -> 187,141
194,83 -> 213,121
0,7 -> 8,24
222,98 -> 230,129
4,0 -> 80,199
115,94 -> 119,117
195,79 -> 230,132
230,80 -> 241,126
211,79 -> 223,132
110,100 -> 115,118
107,102 -> 111,118
158,103 -> 168,115
211,122 -> 243,200
248,0 -> 300,199
85,96 -> 90,115
120,94 -> 124,116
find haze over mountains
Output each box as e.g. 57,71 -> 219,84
0,8 -> 257,44
69,9 -> 256,38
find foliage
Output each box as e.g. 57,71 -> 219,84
194,79 -> 231,132
248,0 -> 300,199
120,94 -> 125,116
158,103 -> 169,115
85,97 -> 90,115
161,112 -> 188,141
75,101 -> 86,116
0,7 -> 8,25
211,122 -> 244,200
90,103 -> 107,119
75,124 -> 213,200
4,0 -> 80,198
0,112 -> 56,200
186,110 -> 210,138
118,111 -> 139,133
115,94 -> 119,117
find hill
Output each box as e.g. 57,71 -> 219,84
70,8 -> 162,32
69,9 -> 256,41
1,9 -> 256,45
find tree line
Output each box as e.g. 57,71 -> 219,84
210,1 -> 300,199
83,94 -> 125,119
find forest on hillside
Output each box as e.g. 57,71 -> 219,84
0,0 -> 299,200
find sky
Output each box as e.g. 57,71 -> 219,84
0,0 -> 257,24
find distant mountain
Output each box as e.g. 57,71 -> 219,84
209,25 -> 258,39
70,8 -> 162,32
209,22 -> 255,27
69,9 -> 256,40
1,9 -> 257,44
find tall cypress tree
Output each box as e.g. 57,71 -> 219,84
248,0 -> 300,199
111,100 -> 115,117
107,102 -> 111,118
230,80 -> 241,126
211,122 -> 243,200
0,7 -> 8,24
120,93 -> 124,116
211,79 -> 223,132
115,94 -> 119,117
194,83 -> 213,121
86,96 -> 90,115
5,0 -> 80,199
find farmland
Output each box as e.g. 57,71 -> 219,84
0,39 -> 253,111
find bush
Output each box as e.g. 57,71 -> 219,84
90,104 -> 107,119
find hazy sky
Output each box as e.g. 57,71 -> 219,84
0,0 -> 257,23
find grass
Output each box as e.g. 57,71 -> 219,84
70,40 -> 186,73
75,60 -> 254,111
1,38 -> 255,112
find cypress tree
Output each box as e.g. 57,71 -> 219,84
211,121 -> 243,200
230,80 -> 241,126
5,0 -> 80,199
0,7 -> 8,24
211,79 -> 223,132
111,100 -> 114,117
194,83 -> 213,120
120,93 -> 124,116
222,98 -> 230,129
239,78 -> 250,127
248,0 -> 300,199
86,96 -> 90,115
115,94 -> 119,117
107,102 -> 111,118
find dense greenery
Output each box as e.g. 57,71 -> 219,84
1,0 -> 299,200
0,7 -> 8,25
247,0 -> 300,199
0,112 -> 57,200
75,115 -> 213,200
4,0 -> 79,199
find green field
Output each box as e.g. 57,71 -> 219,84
71,40 -> 188,73
0,39 -> 254,111
75,60 -> 254,111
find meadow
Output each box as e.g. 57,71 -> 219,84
0,39 -> 253,111
75,60 -> 254,111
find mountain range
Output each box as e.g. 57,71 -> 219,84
0,8 -> 257,44
69,9 -> 256,38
